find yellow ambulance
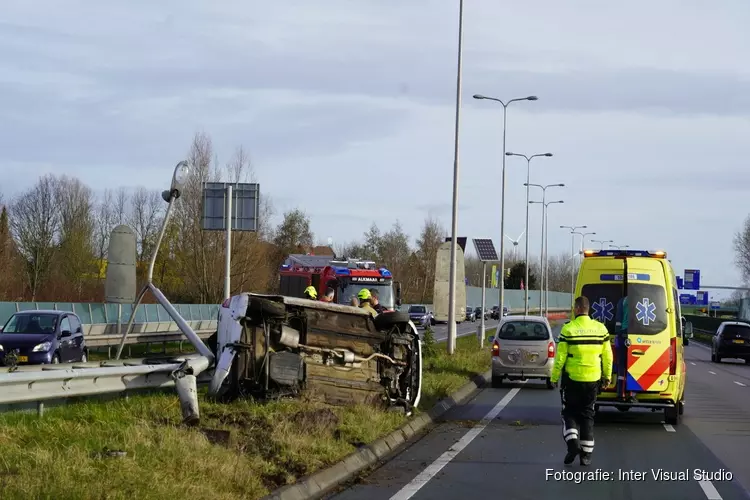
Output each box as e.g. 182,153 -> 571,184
574,249 -> 692,425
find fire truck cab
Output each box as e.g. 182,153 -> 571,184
279,254 -> 402,310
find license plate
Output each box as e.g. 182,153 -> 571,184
734,339 -> 745,344
17,356 -> 28,362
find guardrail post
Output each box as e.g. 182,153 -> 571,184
37,401 -> 44,416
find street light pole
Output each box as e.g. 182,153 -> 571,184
592,239 -> 613,250
473,93 -> 538,323
447,0 -> 464,355
561,225 -> 587,308
579,232 -> 596,255
609,244 -> 629,250
526,182 -> 564,315
507,151 -> 553,315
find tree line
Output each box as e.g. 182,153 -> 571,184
0,132 -> 574,305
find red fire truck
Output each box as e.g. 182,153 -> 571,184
279,254 -> 402,310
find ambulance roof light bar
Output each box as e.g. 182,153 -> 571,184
582,249 -> 667,258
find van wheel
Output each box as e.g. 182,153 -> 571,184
665,405 -> 679,426
678,400 -> 684,415
491,375 -> 503,388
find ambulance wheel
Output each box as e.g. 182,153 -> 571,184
665,405 -> 680,426
491,375 -> 503,388
678,400 -> 685,415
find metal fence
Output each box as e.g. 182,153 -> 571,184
401,287 -> 572,311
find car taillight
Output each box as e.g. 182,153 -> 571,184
548,341 -> 555,358
669,337 -> 677,375
492,340 -> 500,356
221,298 -> 230,308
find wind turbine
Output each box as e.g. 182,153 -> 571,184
504,231 -> 525,262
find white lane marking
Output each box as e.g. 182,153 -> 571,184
662,423 -> 675,432
389,387 -> 522,500
690,362 -> 697,366
734,381 -> 746,387
699,479 -> 723,499
709,371 -> 717,375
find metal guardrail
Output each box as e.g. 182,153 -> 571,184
0,355 -> 212,415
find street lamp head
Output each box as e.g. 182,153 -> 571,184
472,94 -> 486,100
553,200 -> 564,204
526,96 -> 539,101
168,160 -> 190,200
505,152 -> 515,156
555,183 -> 565,187
543,153 -> 553,157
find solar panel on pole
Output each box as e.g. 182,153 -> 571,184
472,238 -> 499,262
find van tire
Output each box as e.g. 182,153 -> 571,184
664,405 -> 679,426
374,311 -> 411,330
248,297 -> 286,318
678,400 -> 684,415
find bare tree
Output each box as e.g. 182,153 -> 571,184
414,216 -> 445,302
55,175 -> 96,298
10,175 -> 61,300
128,186 -> 164,265
734,215 -> 750,284
114,187 -> 129,225
94,189 -> 118,281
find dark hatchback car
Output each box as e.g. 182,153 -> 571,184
0,310 -> 88,365
711,321 -> 750,363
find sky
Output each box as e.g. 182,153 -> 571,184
1,1 -> 748,299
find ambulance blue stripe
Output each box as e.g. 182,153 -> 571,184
626,372 -> 643,391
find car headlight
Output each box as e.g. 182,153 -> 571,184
0,344 -> 3,351
32,342 -> 52,352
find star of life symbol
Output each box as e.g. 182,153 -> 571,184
591,298 -> 614,322
636,298 -> 657,326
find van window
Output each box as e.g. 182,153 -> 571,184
581,283 -> 668,335
496,320 -> 549,341
672,288 -> 682,337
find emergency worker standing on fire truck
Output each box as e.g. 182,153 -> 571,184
304,286 -> 318,300
550,296 -> 613,466
357,289 -> 378,317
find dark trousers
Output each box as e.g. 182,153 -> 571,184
560,378 -> 599,456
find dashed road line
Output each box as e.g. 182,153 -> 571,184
699,479 -> 723,499
662,423 -> 675,432
690,362 -> 697,366
709,371 -> 717,375
389,386 -> 522,500
734,381 -> 746,387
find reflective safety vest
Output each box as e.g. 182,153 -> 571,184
360,303 -> 378,318
551,315 -> 613,383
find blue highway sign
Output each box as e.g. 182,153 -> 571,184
684,269 -> 701,290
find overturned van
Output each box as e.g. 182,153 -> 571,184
575,249 -> 691,426
207,293 -> 422,412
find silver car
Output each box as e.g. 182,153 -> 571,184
487,315 -> 556,389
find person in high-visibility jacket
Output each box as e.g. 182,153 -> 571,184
303,286 -> 318,300
356,288 -> 378,317
550,295 -> 613,466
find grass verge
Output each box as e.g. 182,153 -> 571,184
0,327 -> 498,500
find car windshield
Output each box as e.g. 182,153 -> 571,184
340,283 -> 394,309
581,283 -> 668,335
496,320 -> 549,341
409,306 -> 426,314
723,324 -> 750,339
474,307 -> 482,313
2,313 -> 58,334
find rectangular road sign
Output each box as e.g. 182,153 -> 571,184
710,301 -> 720,310
676,276 -> 684,289
202,182 -> 260,232
697,290 -> 709,305
472,238 -> 499,262
684,269 -> 701,290
679,294 -> 695,305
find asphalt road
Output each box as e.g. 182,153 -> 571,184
331,332 -> 750,500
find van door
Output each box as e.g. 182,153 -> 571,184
581,266 -> 671,394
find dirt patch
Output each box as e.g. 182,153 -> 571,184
200,428 -> 232,447
289,408 -> 339,431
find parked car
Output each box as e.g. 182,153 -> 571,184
407,305 -> 434,328
465,307 -> 477,322
711,321 -> 750,363
484,308 -> 491,320
0,310 -> 88,365
487,315 -> 555,389
491,306 -> 500,319
503,306 -> 509,317
473,307 -> 483,321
